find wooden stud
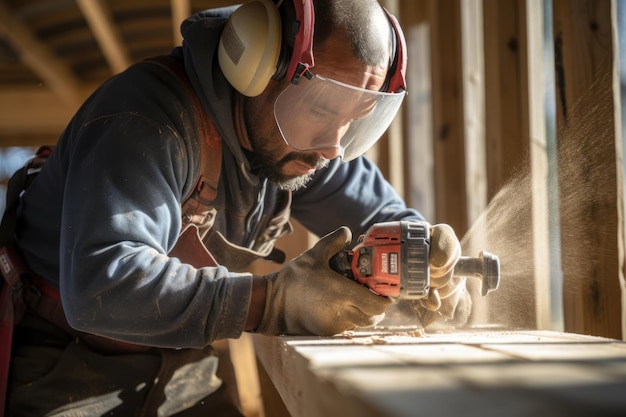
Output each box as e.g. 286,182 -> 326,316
428,0 -> 468,234
552,0 -> 623,339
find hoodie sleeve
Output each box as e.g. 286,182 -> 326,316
291,156 -> 425,239
57,103 -> 251,349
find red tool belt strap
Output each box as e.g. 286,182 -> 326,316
0,56 -> 224,411
146,55 -> 223,237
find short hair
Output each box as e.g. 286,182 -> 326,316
312,0 -> 389,66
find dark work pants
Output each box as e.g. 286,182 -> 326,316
6,311 -> 244,417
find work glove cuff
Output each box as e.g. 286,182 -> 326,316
255,227 -> 392,336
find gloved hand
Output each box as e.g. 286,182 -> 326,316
256,226 -> 392,336
415,223 -> 472,327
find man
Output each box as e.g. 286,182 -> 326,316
5,0 -> 470,415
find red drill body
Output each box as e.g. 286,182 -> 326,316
330,221 -> 500,299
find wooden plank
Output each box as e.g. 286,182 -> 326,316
427,0 -> 468,234
399,0 -> 432,220
0,86 -> 97,147
552,0 -> 623,339
525,0 -> 553,331
254,335 -> 387,417
228,334 -> 265,417
254,331 -> 626,417
458,0 -> 490,324
0,88 -> 83,136
476,0 -> 538,329
256,359 -> 290,417
404,21 -> 435,220
483,0 -> 531,198
378,0 -> 405,198
461,0 -> 487,229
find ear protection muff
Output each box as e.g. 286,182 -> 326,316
381,9 -> 407,93
218,0 -> 314,97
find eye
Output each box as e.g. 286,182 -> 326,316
309,104 -> 334,119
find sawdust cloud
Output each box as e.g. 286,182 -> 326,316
462,89 -> 620,331
370,164 -> 541,333
462,161 -> 541,330
370,163 -> 542,333
369,89 -> 621,334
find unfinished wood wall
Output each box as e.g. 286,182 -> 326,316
552,0 -> 624,339
394,0 -> 625,340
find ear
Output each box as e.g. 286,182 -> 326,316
218,0 -> 282,97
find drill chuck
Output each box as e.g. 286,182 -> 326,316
453,250 -> 500,296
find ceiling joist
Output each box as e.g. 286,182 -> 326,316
0,86 -> 97,137
171,0 -> 191,46
75,0 -> 131,74
0,3 -> 83,109
0,0 -> 242,148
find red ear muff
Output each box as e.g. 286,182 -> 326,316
284,0 -> 315,83
218,0 -> 315,96
383,9 -> 407,93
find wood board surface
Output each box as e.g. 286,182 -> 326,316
253,330 -> 626,417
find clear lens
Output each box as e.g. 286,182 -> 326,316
273,75 -> 406,161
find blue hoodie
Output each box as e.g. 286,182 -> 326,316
16,7 -> 423,348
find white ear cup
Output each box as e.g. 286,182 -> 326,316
218,0 -> 282,97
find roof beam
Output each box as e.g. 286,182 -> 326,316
0,86 -> 97,138
76,0 -> 131,74
171,0 -> 191,46
0,3 -> 83,108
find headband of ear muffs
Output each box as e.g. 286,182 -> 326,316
382,9 -> 407,93
218,0 -> 314,97
218,0 -> 406,97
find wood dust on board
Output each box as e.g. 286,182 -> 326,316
341,327 -> 427,345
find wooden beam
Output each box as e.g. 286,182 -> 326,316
0,87 -> 94,139
404,20 -> 435,220
525,0 -> 552,331
378,0 -> 405,198
398,0 -> 431,220
254,331 -> 626,417
171,0 -> 190,46
76,0 -> 131,74
483,0 -> 531,198
0,3 -> 83,108
460,0 -> 486,228
552,0 -> 623,339
458,0 -> 489,325
479,0 -> 539,329
428,0 -> 468,234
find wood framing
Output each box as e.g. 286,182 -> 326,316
0,3 -> 83,108
552,0 -> 623,339
478,0 -> 539,329
427,0 -> 468,234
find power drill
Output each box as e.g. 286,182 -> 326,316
329,221 -> 500,299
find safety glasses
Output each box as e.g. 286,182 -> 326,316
273,74 -> 406,161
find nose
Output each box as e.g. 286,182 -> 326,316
318,146 -> 342,160
309,122 -> 349,160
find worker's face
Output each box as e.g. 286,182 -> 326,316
243,36 -> 388,191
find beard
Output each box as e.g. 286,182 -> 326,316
242,90 -> 330,191
251,138 -> 330,192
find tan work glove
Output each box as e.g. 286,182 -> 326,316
256,227 -> 392,336
415,223 -> 472,327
